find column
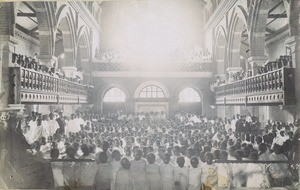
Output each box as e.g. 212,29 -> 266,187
286,35 -> 300,120
0,35 -> 18,109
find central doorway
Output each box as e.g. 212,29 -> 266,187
135,102 -> 169,118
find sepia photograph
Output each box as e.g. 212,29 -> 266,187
0,0 -> 299,189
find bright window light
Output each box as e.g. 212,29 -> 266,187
179,87 -> 201,102
103,87 -> 126,102
139,85 -> 165,98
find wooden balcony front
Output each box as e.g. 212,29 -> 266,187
9,66 -> 94,104
214,67 -> 295,106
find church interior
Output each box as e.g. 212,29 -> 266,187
0,0 -> 300,189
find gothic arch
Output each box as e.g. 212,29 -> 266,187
32,2 -> 56,56
228,7 -> 249,69
214,25 -> 227,75
76,26 -> 91,72
55,5 -> 76,68
101,85 -> 130,101
176,85 -> 203,101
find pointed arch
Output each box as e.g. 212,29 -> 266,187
214,25 -> 227,74
55,5 -> 76,67
103,87 -> 126,102
178,87 -> 202,103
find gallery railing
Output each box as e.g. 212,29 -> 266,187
9,66 -> 93,104
214,67 -> 295,105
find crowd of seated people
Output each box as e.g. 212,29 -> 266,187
11,110 -> 300,189
12,53 -> 86,84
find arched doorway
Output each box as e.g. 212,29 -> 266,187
134,81 -> 170,117
178,87 -> 203,115
102,87 -> 127,114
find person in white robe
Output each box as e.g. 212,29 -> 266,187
115,158 -> 133,190
94,152 -> 111,190
146,153 -> 161,190
110,150 -> 122,190
174,156 -> 188,190
216,150 -> 233,189
25,117 -> 47,144
201,153 -> 218,190
130,149 -> 148,190
46,113 -> 59,137
188,157 -> 202,190
245,152 -> 270,188
65,114 -> 81,135
159,153 -> 175,190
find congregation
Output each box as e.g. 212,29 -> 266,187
15,110 -> 300,189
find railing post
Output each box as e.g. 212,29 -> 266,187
9,66 -> 21,104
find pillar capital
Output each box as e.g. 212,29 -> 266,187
226,67 -> 243,82
37,55 -> 57,68
247,56 -> 268,76
62,66 -> 77,78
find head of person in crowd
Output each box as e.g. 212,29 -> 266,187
249,151 -> 259,161
134,149 -> 143,161
50,148 -> 59,159
219,150 -> 228,161
125,146 -> 131,157
147,153 -> 156,164
213,149 -> 220,160
66,147 -> 76,159
205,152 -> 214,165
102,141 -> 110,152
190,156 -> 199,168
187,148 -> 195,158
121,157 -> 130,170
81,144 -> 90,157
49,112 -> 54,120
99,152 -> 108,164
112,150 -> 121,161
273,144 -> 282,155
173,146 -> 181,156
176,156 -> 185,168
163,153 -> 171,164
234,149 -> 244,161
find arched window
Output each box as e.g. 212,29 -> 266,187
103,87 -> 126,102
179,87 -> 201,103
139,85 -> 165,98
